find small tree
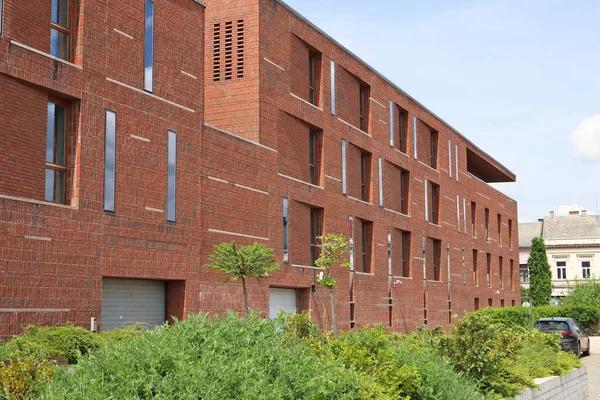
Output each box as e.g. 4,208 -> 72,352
562,278 -> 600,309
314,233 -> 351,336
207,241 -> 279,316
527,237 -> 552,306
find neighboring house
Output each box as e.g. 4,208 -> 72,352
518,221 -> 543,291
0,0 -> 519,338
519,210 -> 600,298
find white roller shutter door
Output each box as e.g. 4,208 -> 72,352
269,288 -> 297,319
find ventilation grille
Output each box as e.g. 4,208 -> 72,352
213,20 -> 245,81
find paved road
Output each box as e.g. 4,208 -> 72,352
583,355 -> 600,399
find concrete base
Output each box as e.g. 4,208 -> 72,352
509,367 -> 588,400
589,337 -> 600,355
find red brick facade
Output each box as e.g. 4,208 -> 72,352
0,0 -> 519,338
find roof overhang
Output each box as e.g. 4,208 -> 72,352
466,147 -> 516,183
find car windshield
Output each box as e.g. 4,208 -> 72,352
535,321 -> 569,332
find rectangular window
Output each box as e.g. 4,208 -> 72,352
486,253 -> 492,288
359,84 -> 370,132
309,130 -> 322,185
282,198 -> 289,263
0,0 -> 4,36
510,259 -> 515,290
424,179 -> 428,222
497,214 -> 502,246
512,299 -> 515,307
428,181 -> 440,224
389,100 -> 394,147
166,130 -> 177,222
397,105 -> 408,153
501,299 -> 505,308
144,0 -> 155,92
360,219 -> 372,273
473,249 -> 479,286
341,139 -> 346,194
308,51 -> 321,106
401,231 -> 411,277
378,158 -> 383,207
413,116 -> 417,159
330,60 -> 336,115
455,144 -> 459,181
474,297 -> 480,311
360,152 -> 370,202
582,261 -> 591,279
400,169 -> 409,215
51,0 -> 69,60
45,101 -> 67,204
430,129 -> 438,169
448,140 -> 452,178
557,261 -> 567,280
310,208 -> 323,266
499,256 -> 504,289
104,110 -> 117,212
508,219 -> 513,248
432,239 -> 441,281
471,201 -> 477,237
488,298 -> 493,307
485,208 -> 490,239
520,263 -> 529,283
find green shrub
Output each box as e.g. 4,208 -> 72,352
535,305 -> 600,329
0,358 -> 54,399
562,278 -> 600,309
38,314 -> 358,399
472,305 -> 600,330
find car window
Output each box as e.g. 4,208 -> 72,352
572,321 -> 582,332
534,321 -> 570,331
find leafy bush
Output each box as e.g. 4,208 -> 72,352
38,314 -> 358,399
472,305 -> 600,330
0,358 -> 54,399
562,278 -> 600,309
0,323 -> 144,365
535,305 -> 600,329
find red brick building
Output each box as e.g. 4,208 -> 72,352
0,0 -> 519,338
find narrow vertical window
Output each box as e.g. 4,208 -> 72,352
486,252 -> 492,288
456,195 -> 461,232
45,101 -> 67,204
360,153 -> 368,201
282,198 -> 289,263
348,216 -> 354,271
400,169 -> 409,215
471,201 -> 477,237
308,52 -> 320,105
0,0 -> 4,36
166,130 -> 177,222
378,157 -> 383,207
510,259 -> 515,290
424,179 -> 428,222
430,129 -> 438,169
402,231 -> 411,277
463,198 -> 467,234
330,60 -> 336,115
582,261 -> 591,279
309,131 -> 317,185
485,208 -> 490,239
473,249 -> 479,286
499,256 -> 504,289
413,116 -> 418,159
398,106 -> 408,153
474,298 -> 480,311
430,182 -> 440,225
144,0 -> 155,92
508,219 -> 513,248
341,139 -> 347,194
359,85 -> 369,132
497,214 -> 502,245
361,221 -> 368,272
455,144 -> 459,181
448,140 -> 452,178
389,100 -> 394,147
104,110 -> 117,212
51,0 -> 69,60
432,239 -> 441,281
310,208 -> 323,266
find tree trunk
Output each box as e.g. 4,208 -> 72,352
242,277 -> 249,316
329,287 -> 338,336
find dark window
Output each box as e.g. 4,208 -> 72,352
310,208 -> 323,266
499,256 -> 504,289
485,208 -> 490,239
359,85 -> 370,132
428,181 -> 440,224
282,198 -> 288,263
397,105 -> 408,153
557,261 -> 567,280
473,249 -> 479,286
0,0 -> 4,36
510,259 -> 514,290
512,300 -> 515,307
360,152 -> 370,202
401,231 -> 411,277
497,214 -> 502,245
360,219 -> 372,273
520,263 -> 529,283
486,253 -> 492,288
474,297 -> 480,311
508,219 -> 513,248
400,169 -> 409,214
430,129 -> 438,169
501,299 -> 505,308
45,101 -> 67,203
309,130 -> 322,185
308,51 -> 321,105
488,298 -> 493,307
51,0 -> 69,60
144,0 -> 155,92
104,110 -> 116,212
471,201 -> 477,238
432,239 -> 441,281
582,261 -> 591,279
166,130 -> 177,222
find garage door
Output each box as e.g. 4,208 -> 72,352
269,288 -> 297,319
102,278 -> 166,331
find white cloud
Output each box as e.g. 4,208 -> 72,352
555,204 -> 595,216
571,114 -> 600,160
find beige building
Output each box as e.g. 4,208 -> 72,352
519,210 -> 600,298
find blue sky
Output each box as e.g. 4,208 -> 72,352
284,0 -> 600,222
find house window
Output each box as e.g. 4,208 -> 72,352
309,130 -> 322,185
499,256 -> 504,289
400,169 -> 410,215
166,130 -> 177,222
497,214 -> 502,246
430,129 -> 438,169
359,219 -> 372,273
51,0 -> 70,60
359,84 -> 370,132
144,0 -> 155,92
485,208 -> 490,239
557,261 -> 567,280
510,259 -> 515,290
401,231 -> 411,277
582,261 -> 591,279
310,208 -> 323,266
432,239 -> 441,281
520,263 -> 529,283
360,152 -> 370,202
474,297 -> 480,311
428,181 -> 440,224
308,51 -> 321,106
104,109 -> 117,212
397,104 -> 408,153
471,201 -> 477,237
508,219 -> 513,248
45,101 -> 67,204
282,198 -> 289,263
501,299 -> 505,308
486,253 -> 491,288
488,298 -> 493,307
0,0 -> 4,36
473,249 -> 479,286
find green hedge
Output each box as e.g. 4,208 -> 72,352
473,305 -> 600,329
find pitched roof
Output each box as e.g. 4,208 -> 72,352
518,222 -> 542,247
543,215 -> 600,240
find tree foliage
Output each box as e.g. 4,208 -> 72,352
206,241 -> 279,315
527,237 -> 552,306
562,278 -> 600,309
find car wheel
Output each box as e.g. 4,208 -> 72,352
583,339 -> 591,357
576,342 -> 581,358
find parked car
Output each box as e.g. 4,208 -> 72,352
534,317 -> 591,357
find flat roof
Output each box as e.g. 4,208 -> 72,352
277,0 -> 516,180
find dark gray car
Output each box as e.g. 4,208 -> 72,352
534,317 -> 591,357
